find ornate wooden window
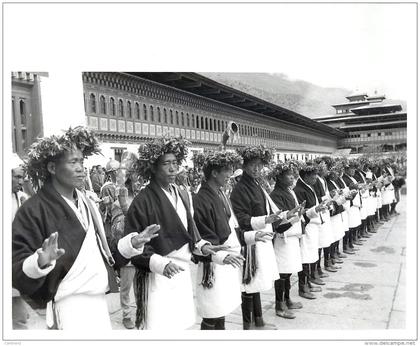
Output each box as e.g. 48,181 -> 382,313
89,93 -> 96,113
110,97 -> 116,116
100,95 -> 106,114
127,101 -> 132,118
135,102 -> 140,119
143,104 -> 148,121
119,99 -> 124,117
150,105 -> 154,122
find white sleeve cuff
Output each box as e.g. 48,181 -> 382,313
321,196 -> 328,201
195,239 -> 211,256
117,232 -> 144,259
22,251 -> 56,279
279,211 -> 288,219
306,206 -> 319,219
244,230 -> 258,245
289,215 -> 301,225
149,254 -> 171,275
212,250 -> 229,265
250,216 -> 266,230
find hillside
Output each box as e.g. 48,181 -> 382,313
201,73 -> 406,118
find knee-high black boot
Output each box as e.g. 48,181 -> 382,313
310,260 -> 324,285
252,293 -> 276,329
298,266 -> 315,299
343,231 -> 354,254
284,274 -> 302,309
324,246 -> 337,272
381,204 -> 390,221
241,292 -> 253,330
331,242 -> 343,263
275,278 -> 295,319
368,215 -> 377,233
360,219 -> 370,239
201,318 -> 217,330
214,317 -> 225,330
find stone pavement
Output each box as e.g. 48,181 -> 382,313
24,197 -> 406,331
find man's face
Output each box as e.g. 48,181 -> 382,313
303,172 -> 317,186
280,172 -> 295,188
346,167 -> 355,176
243,159 -> 263,179
51,149 -> 85,190
12,167 -> 24,193
177,171 -> 187,185
212,166 -> 233,188
154,153 -> 178,187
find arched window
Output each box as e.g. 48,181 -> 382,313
218,120 -> 221,132
110,97 -> 116,116
201,117 -> 204,129
127,101 -> 132,118
119,99 -> 124,117
196,115 -> 200,129
143,104 -> 148,121
89,93 -> 96,113
164,108 -> 168,123
192,114 -> 195,128
100,95 -> 106,114
176,111 -> 179,126
209,118 -> 213,131
19,100 -> 26,125
181,112 -> 184,127
170,110 -> 173,124
135,102 -> 140,119
150,105 -> 154,122
157,107 -> 161,122
186,114 -> 190,127
213,119 -> 217,131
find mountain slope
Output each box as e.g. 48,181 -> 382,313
201,73 -> 406,118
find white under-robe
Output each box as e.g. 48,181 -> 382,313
273,188 -> 303,274
143,185 -> 201,330
242,188 -> 281,294
297,178 -> 321,264
195,208 -> 242,318
49,190 -> 111,330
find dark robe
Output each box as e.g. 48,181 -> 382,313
113,180 -> 202,271
354,170 -> 366,184
343,174 -> 362,207
269,184 -> 299,233
230,171 -> 284,245
325,177 -> 344,214
193,182 -> 231,246
293,178 -> 319,225
12,183 -> 118,309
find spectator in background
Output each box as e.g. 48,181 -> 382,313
391,176 -> 405,215
11,153 -> 30,329
91,165 -> 105,195
110,152 -> 140,329
99,159 -> 121,244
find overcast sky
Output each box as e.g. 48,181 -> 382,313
265,4 -> 416,101
4,3 -> 416,102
